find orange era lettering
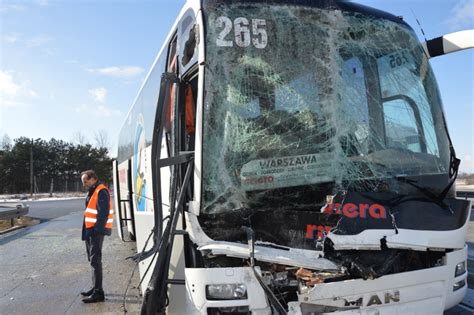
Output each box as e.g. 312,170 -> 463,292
369,204 -> 387,218
359,204 -> 369,218
306,224 -> 317,239
306,224 -> 332,239
323,202 -> 387,219
343,203 -> 358,218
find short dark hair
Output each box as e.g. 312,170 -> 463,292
81,170 -> 98,180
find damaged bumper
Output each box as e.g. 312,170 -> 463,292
184,246 -> 467,314
291,245 -> 467,314
185,199 -> 470,314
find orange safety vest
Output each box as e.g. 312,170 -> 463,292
84,184 -> 114,229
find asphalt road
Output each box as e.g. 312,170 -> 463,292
25,198 -> 85,221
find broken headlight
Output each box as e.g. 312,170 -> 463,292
206,284 -> 247,300
454,261 -> 466,277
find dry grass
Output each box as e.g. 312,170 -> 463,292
0,216 -> 40,233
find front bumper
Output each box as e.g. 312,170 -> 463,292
184,246 -> 467,315
293,245 -> 468,314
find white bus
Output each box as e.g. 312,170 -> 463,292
113,0 -> 473,314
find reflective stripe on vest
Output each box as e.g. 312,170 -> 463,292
84,183 -> 114,229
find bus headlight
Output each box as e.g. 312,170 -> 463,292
453,279 -> 466,291
454,261 -> 466,277
206,284 -> 247,300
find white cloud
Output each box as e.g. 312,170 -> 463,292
25,35 -> 53,48
75,105 -> 86,113
64,59 -> 79,64
0,71 -> 21,96
445,0 -> 474,30
87,66 -> 144,78
89,87 -> 107,103
2,33 -> 52,49
0,70 -> 38,108
37,0 -> 49,6
0,98 -> 30,108
0,4 -> 26,13
75,104 -> 121,118
97,105 -> 121,117
3,34 -> 20,44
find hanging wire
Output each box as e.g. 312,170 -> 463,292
121,214 -> 171,314
122,228 -> 155,314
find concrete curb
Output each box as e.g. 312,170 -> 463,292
0,224 -> 27,235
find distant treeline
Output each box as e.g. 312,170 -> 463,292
458,173 -> 474,185
0,137 -> 112,194
458,173 -> 474,179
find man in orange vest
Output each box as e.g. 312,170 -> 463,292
80,170 -> 113,303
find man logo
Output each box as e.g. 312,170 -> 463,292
343,290 -> 400,307
367,291 -> 400,306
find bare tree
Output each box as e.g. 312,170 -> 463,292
94,129 -> 110,150
0,134 -> 12,151
72,131 -> 89,146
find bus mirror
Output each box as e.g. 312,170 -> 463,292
178,9 -> 199,74
182,24 -> 198,67
422,29 -> 474,58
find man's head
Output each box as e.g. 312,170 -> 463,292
81,170 -> 98,189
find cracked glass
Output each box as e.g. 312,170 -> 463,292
201,3 -> 450,213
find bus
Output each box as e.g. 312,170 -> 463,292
113,0 -> 474,314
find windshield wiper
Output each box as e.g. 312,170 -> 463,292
437,144 -> 461,202
394,175 -> 453,214
395,137 -> 461,214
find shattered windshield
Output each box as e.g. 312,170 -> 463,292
202,2 -> 450,213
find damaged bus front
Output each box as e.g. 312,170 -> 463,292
184,0 -> 471,314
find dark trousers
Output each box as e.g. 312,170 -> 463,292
85,233 -> 105,291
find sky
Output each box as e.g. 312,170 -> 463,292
0,0 -> 473,172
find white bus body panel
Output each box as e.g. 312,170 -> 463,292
115,0 -> 201,308
167,211 -> 187,315
131,144 -> 158,292
423,30 -> 474,58
185,267 -> 271,314
112,159 -> 123,240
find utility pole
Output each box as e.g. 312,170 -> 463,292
30,138 -> 34,197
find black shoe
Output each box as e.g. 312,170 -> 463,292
80,288 -> 94,296
81,290 -> 105,303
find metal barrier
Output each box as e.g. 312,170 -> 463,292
457,191 -> 474,199
0,203 -> 29,220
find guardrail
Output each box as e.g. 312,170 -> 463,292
0,203 -> 29,220
457,191 -> 474,199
